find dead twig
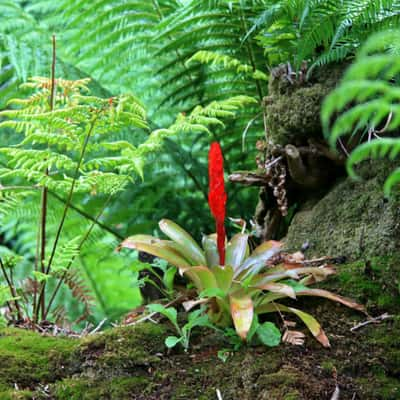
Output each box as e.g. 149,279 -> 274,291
89,318 -> 107,335
350,313 -> 393,332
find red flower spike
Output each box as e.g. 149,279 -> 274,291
208,142 -> 227,265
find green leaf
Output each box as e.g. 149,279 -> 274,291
165,336 -> 182,348
159,219 -> 206,265
256,322 -> 281,347
202,234 -> 219,268
246,314 -> 259,343
225,233 -> 249,270
256,302 -> 330,348
147,304 -> 178,326
32,271 -> 51,283
119,237 -> 191,269
217,349 -> 231,363
235,240 -> 281,278
163,266 -> 177,292
199,287 -> 226,299
181,266 -> 218,292
212,265 -> 233,294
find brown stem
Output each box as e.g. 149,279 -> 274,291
36,116 -> 98,314
35,35 -> 56,323
44,192 -> 114,319
0,258 -> 23,320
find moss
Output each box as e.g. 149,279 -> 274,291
0,314 -> 398,399
0,328 -> 78,389
322,257 -> 400,313
52,377 -> 150,400
357,375 -> 400,400
285,161 -> 400,262
320,360 -> 335,374
0,390 -> 35,400
77,322 -> 165,377
265,63 -> 345,146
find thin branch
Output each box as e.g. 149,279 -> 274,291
0,257 -> 23,320
45,115 -> 99,276
48,191 -> 123,240
43,191 -> 114,319
350,313 -> 393,332
36,35 -> 56,322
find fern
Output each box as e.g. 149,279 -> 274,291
322,29 -> 400,194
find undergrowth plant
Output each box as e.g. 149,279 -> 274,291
0,38 -> 178,326
322,29 -> 400,195
120,142 -> 365,348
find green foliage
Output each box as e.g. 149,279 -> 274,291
322,29 -> 400,195
0,73 -> 181,326
146,304 -> 211,351
0,0 -> 396,329
121,219 -> 365,347
249,0 -> 400,72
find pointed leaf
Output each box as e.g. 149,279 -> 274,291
256,302 -> 330,347
119,239 -> 190,269
159,219 -> 206,265
225,233 -> 249,270
202,234 -> 219,268
181,266 -> 218,292
252,282 -> 296,299
212,265 -> 234,294
230,292 -> 254,340
295,289 -> 366,313
235,240 -> 281,278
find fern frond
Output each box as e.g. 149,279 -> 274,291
187,50 -> 268,81
323,28 -> 400,195
63,269 -> 95,323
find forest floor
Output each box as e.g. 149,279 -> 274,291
0,259 -> 399,400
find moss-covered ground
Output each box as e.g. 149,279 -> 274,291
0,255 -> 399,400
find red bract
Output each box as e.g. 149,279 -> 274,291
208,142 -> 227,265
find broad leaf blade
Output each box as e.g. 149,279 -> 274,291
256,322 -> 281,347
119,238 -> 190,268
235,240 -> 281,278
252,282 -> 296,299
295,289 -> 366,313
256,302 -> 330,347
212,265 -> 234,294
230,291 -> 254,340
159,219 -> 206,265
181,266 -> 218,292
202,233 -> 219,268
225,233 -> 249,270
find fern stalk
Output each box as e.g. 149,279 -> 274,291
0,257 -> 23,320
44,188 -> 116,319
36,35 -> 57,322
36,114 -> 99,316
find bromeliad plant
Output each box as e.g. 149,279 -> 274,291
120,142 -> 365,347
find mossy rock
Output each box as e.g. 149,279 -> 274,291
284,160 -> 400,261
264,64 -> 345,145
0,308 -> 399,399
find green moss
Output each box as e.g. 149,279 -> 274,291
325,257 -> 400,312
320,360 -> 335,374
265,63 -> 345,145
78,322 -> 165,376
0,328 -> 78,389
357,375 -> 400,400
0,390 -> 35,400
52,377 -> 150,400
